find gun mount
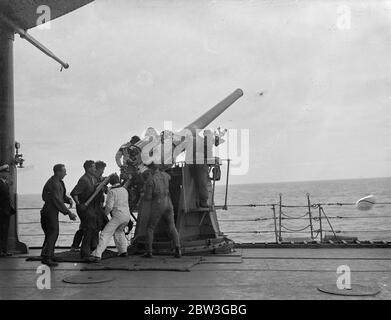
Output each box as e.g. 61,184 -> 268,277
127,89 -> 244,255
121,89 -> 244,179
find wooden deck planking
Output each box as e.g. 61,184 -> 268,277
0,248 -> 390,300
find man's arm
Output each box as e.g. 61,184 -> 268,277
64,195 -> 73,208
115,148 -> 123,167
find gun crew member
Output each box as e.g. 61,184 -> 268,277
0,165 -> 15,257
142,163 -> 181,258
115,135 -> 141,181
70,160 -> 99,261
71,160 -> 108,251
89,174 -> 131,262
40,164 -> 76,267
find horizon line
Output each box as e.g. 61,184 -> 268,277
18,175 -> 391,195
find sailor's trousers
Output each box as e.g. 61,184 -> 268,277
76,205 -> 99,258
145,197 -> 180,253
0,213 -> 10,253
92,210 -> 130,258
40,205 -> 59,258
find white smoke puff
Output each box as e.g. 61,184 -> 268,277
356,195 -> 376,211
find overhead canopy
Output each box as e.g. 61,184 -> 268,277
0,0 -> 94,30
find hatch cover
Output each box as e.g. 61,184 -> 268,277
317,284 -> 380,296
63,273 -> 114,284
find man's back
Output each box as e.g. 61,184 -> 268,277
71,173 -> 96,204
42,176 -> 62,202
41,175 -> 71,215
145,170 -> 171,201
106,186 -> 130,216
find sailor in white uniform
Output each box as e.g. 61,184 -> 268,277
90,174 -> 131,261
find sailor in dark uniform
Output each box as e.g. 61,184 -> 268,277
41,164 -> 77,266
94,161 -> 109,232
0,164 -> 15,257
70,161 -> 107,251
70,160 -> 99,260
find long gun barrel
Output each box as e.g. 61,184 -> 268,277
0,13 -> 69,69
185,88 -> 243,131
135,88 -> 244,150
129,88 -> 244,169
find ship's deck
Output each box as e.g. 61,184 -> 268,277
0,248 -> 390,300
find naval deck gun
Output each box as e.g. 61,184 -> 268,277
128,89 -> 244,255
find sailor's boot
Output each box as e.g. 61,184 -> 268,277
174,247 -> 182,258
41,258 -> 58,267
87,256 -> 101,263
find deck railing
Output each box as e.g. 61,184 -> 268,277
18,194 -> 391,245
215,194 -> 391,243
16,160 -> 391,245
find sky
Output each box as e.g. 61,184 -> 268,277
12,0 -> 391,194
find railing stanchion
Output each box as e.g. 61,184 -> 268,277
223,159 -> 230,210
307,193 -> 314,240
318,204 -> 323,242
278,193 -> 283,242
320,206 -> 339,242
272,204 -> 278,243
